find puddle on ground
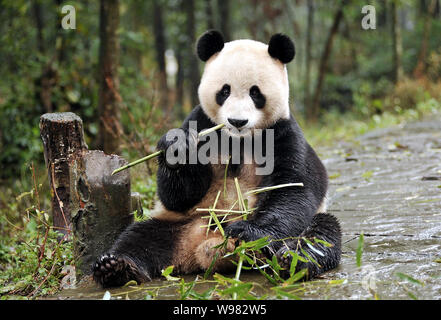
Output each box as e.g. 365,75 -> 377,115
51,117 -> 441,300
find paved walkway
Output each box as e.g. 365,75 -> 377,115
318,117 -> 441,299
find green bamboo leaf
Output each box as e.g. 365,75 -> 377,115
271,287 -> 301,300
328,279 -> 347,285
288,252 -> 299,277
161,265 -> 180,281
314,238 -> 333,247
300,248 -> 321,268
396,272 -> 424,286
288,268 -> 308,283
356,233 -> 364,268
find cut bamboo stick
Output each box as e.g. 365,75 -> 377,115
111,123 -> 225,175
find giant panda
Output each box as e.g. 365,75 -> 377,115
92,30 -> 342,288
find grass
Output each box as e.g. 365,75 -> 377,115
0,165 -> 74,299
300,97 -> 441,148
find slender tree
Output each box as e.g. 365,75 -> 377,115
153,0 -> 169,112
218,0 -> 231,41
33,1 -> 45,54
304,0 -> 314,112
184,0 -> 200,107
205,0 -> 215,30
309,0 -> 347,121
33,0 -> 53,113
391,0 -> 403,83
98,0 -> 122,154
414,0 -> 437,78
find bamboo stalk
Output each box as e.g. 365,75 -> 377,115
112,151 -> 163,175
245,183 -> 304,195
197,208 -> 256,215
111,123 -> 225,175
207,191 -> 224,236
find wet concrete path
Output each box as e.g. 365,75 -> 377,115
56,117 -> 441,300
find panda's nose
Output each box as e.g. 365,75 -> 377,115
228,118 -> 248,128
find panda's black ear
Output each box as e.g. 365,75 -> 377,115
196,30 -> 225,62
268,33 -> 295,64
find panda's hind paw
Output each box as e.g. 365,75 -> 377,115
92,254 -> 149,288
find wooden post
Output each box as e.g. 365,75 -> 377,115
40,112 -> 133,276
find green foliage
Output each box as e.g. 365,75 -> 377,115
0,165 -> 74,299
0,213 -> 74,298
0,228 -> 73,298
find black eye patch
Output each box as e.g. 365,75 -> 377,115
216,84 -> 231,106
249,85 -> 266,109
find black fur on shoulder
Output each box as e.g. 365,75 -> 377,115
196,30 -> 225,62
268,33 -> 295,64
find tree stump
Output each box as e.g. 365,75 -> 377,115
40,113 -> 88,235
40,112 -> 134,277
69,150 -> 133,275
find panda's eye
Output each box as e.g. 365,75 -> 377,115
249,85 -> 266,109
221,84 -> 230,96
216,84 -> 231,106
250,86 -> 260,97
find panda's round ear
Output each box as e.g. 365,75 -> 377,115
196,30 -> 225,62
268,33 -> 295,64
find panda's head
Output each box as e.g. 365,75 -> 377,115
197,30 -> 295,134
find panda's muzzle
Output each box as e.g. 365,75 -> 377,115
228,118 -> 248,128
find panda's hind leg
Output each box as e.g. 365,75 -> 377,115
92,218 -> 189,288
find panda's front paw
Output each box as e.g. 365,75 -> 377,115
224,221 -> 256,242
92,254 -> 150,288
157,129 -> 198,169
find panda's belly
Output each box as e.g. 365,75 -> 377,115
150,162 -> 262,222
187,162 -> 262,218
170,162 -> 262,274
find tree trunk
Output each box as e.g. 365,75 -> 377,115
98,0 -> 121,155
153,0 -> 169,112
33,1 -> 45,54
205,0 -> 215,29
391,1 -> 404,84
175,46 -> 185,116
434,0 -> 440,17
309,0 -> 347,122
304,0 -> 314,113
55,0 -> 66,64
34,1 -> 56,113
185,0 -> 200,107
218,0 -> 231,41
414,0 -> 436,78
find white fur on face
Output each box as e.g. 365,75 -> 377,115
198,39 -> 290,132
